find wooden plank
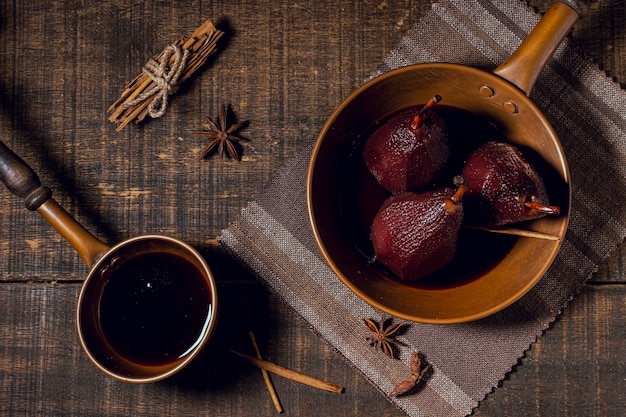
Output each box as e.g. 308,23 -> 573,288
571,0 -> 626,88
474,284 -> 626,417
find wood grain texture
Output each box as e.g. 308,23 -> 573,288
475,285 -> 626,417
0,279 -> 409,416
0,0 -> 432,279
0,0 -> 624,416
0,272 -> 624,416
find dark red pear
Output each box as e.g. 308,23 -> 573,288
370,180 -> 466,281
462,141 -> 560,226
363,96 -> 450,193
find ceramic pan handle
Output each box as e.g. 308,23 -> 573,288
0,140 -> 109,268
493,1 -> 586,95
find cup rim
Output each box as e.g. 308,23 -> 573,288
76,234 -> 218,383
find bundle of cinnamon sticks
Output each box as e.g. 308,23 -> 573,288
108,20 -> 223,131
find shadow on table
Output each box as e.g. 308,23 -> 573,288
163,244 -> 277,392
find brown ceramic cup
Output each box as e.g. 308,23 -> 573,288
75,235 -> 217,383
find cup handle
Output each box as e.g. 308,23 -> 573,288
493,1 -> 587,95
0,140 -> 109,268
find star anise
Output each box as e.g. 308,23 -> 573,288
363,317 -> 405,359
389,350 -> 431,397
192,103 -> 249,161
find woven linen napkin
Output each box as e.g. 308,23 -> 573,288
219,0 -> 626,416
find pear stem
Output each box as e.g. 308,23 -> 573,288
524,201 -> 561,215
410,95 -> 442,130
450,175 -> 468,204
450,184 -> 467,204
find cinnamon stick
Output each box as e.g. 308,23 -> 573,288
249,332 -> 283,413
463,224 -> 562,241
230,350 -> 344,394
108,20 -> 224,131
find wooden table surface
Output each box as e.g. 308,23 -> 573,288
1,1 -> 624,416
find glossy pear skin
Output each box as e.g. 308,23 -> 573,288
370,188 -> 464,281
363,108 -> 450,193
462,141 -> 552,226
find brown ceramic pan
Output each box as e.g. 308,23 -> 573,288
0,140 -> 218,382
307,1 -> 588,323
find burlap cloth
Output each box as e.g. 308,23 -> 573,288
219,1 -> 626,415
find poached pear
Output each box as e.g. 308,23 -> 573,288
363,96 -> 450,193
462,141 -> 560,226
370,179 -> 466,281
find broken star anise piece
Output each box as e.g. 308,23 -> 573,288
363,317 -> 405,359
192,103 -> 249,161
389,350 -> 431,397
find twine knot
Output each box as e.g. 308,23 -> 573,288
123,44 -> 190,118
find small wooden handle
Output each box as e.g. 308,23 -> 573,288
558,0 -> 589,17
0,140 -> 52,210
